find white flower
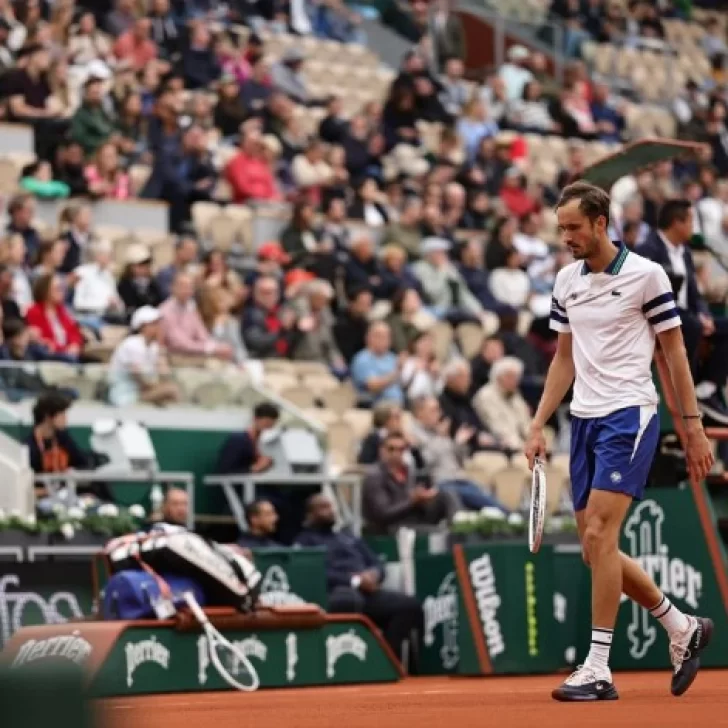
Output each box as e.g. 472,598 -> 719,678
60,522 -> 75,540
24,514 -> 37,527
128,505 -> 146,519
453,511 -> 471,524
66,506 -> 85,521
9,509 -> 21,519
59,489 -> 69,501
98,503 -> 119,518
480,507 -> 506,521
507,512 -> 524,526
52,503 -> 67,517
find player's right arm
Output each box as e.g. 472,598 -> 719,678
524,276 -> 576,469
524,332 -> 575,468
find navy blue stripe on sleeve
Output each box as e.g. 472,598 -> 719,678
550,311 -> 569,325
648,307 -> 679,326
551,297 -> 566,313
642,291 -> 674,314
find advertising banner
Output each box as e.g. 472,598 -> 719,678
0,563 -> 94,650
253,548 -> 328,609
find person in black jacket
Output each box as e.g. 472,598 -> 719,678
117,244 -> 164,321
333,286 -> 372,364
636,199 -> 728,424
237,499 -> 281,548
215,403 -> 280,475
296,493 -> 424,667
358,400 -> 425,469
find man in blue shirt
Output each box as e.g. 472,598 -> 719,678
350,321 -> 404,405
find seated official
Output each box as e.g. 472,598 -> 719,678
148,487 -> 191,530
238,499 -> 282,548
215,403 -> 280,474
296,494 -> 424,668
362,431 -> 458,534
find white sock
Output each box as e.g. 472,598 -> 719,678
649,595 -> 691,638
585,627 -> 613,673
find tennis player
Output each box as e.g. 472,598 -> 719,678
525,181 -> 715,702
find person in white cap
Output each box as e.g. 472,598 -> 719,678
498,44 -> 534,101
107,305 -> 180,407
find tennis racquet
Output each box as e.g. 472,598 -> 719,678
529,457 -> 547,554
183,591 -> 260,692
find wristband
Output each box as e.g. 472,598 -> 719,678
682,414 -> 702,420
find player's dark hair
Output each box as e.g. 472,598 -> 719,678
556,182 -> 611,225
244,498 -> 272,523
32,389 -> 72,425
657,199 -> 692,231
253,402 -> 279,420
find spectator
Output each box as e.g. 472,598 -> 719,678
156,236 -> 199,301
319,95 -> 347,145
117,244 -> 164,318
159,272 -> 233,360
271,47 -> 312,106
106,0 -> 136,37
410,395 -> 509,512
53,141 -> 90,198
202,249 -> 247,312
6,193 -> 41,265
85,141 -> 131,200
351,321 -> 404,405
507,80 -> 557,134
225,125 -> 283,204
498,45 -> 534,101
379,244 -> 423,301
238,499 -> 281,548
107,305 -> 180,406
6,44 -> 68,160
590,82 -> 625,144
214,75 -> 248,140
288,279 -> 346,374
297,492 -> 424,664
473,356 -> 532,452
280,199 -> 331,272
291,138 -> 335,205
439,358 -> 497,451
400,331 -> 440,401
456,95 -> 499,161
215,402 -> 280,474
114,18 -> 158,72
362,430 -> 458,534
25,273 -> 84,361
345,235 -> 385,298
199,283 -> 262,382
333,287 -> 373,365
470,334 -> 505,392
429,0 -> 465,68
70,77 -> 115,158
6,234 -> 33,314
438,57 -> 469,117
358,400 -> 423,467
412,237 -> 486,325
182,21 -> 219,90
242,275 -> 298,359
59,202 -> 93,274
31,239 -> 67,286
240,56 -> 273,114
155,487 -> 190,528
499,167 -> 536,217
457,237 -> 506,314
0,319 -> 55,400
386,287 -> 435,353
348,177 -> 389,225
381,196 -> 423,260
72,239 -> 125,331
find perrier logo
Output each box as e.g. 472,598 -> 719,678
258,566 -> 305,607
422,572 -> 459,669
623,500 -> 703,660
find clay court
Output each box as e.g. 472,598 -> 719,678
101,672 -> 728,728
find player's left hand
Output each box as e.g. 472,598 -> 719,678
685,425 -> 714,484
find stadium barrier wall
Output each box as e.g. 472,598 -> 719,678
0,607 -> 403,695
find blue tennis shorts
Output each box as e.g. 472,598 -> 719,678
569,405 -> 659,512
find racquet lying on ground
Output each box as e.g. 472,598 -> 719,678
183,591 -> 260,692
529,457 -> 547,554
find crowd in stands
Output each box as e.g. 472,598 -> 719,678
0,0 -> 727,542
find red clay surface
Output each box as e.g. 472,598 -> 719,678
100,672 -> 728,728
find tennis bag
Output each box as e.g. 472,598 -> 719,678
104,531 -> 262,613
101,570 -> 206,620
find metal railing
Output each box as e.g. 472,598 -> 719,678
34,470 -> 196,530
204,472 -> 363,534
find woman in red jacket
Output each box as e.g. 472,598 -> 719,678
26,273 -> 84,360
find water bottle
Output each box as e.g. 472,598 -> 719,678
150,484 -> 164,519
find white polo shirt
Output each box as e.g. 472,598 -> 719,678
550,243 -> 681,419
